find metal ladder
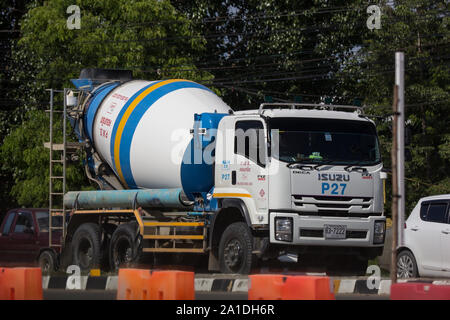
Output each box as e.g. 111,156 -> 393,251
46,88 -> 67,248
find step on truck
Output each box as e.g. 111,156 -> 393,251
47,68 -> 387,275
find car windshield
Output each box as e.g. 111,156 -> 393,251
269,117 -> 381,166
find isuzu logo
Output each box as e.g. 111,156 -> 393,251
318,173 -> 350,182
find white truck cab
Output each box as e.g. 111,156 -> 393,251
210,103 -> 387,274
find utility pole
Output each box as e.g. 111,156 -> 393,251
396,52 -> 405,247
391,51 -> 405,283
391,85 -> 399,283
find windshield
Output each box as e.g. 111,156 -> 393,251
269,118 -> 381,166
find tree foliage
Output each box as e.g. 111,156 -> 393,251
338,0 -> 450,214
0,0 -> 210,209
172,0 -> 373,108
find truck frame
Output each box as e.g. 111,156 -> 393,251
45,84 -> 387,275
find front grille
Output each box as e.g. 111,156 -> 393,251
293,195 -> 372,202
292,194 -> 373,213
300,229 -> 323,237
300,229 -> 367,239
347,230 -> 368,239
314,210 -> 381,218
315,203 -> 351,209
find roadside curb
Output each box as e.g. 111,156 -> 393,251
42,275 -> 450,295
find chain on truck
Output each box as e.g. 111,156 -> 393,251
45,68 -> 387,275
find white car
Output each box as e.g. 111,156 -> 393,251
397,194 -> 450,278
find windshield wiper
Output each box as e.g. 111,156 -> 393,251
286,162 -> 315,170
287,159 -> 334,171
344,162 -> 368,173
313,160 -> 334,171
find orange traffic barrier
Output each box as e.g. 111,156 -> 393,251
391,283 -> 450,300
117,268 -> 194,300
148,270 -> 195,300
0,267 -> 43,300
248,274 -> 335,300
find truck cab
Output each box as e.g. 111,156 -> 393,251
207,103 -> 386,274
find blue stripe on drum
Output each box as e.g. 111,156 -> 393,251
119,81 -> 213,188
109,81 -> 162,178
84,82 -> 119,141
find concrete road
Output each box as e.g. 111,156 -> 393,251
43,289 -> 389,300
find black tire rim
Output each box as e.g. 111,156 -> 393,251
113,236 -> 133,268
397,254 -> 415,278
78,238 -> 94,269
224,238 -> 243,272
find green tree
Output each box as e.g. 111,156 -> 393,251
1,111 -> 89,207
172,0 -> 373,108
1,0 -> 210,208
0,0 -> 30,213
339,0 -> 450,215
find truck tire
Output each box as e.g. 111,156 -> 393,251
38,250 -> 57,275
219,222 -> 254,274
109,222 -> 142,272
100,223 -> 117,271
72,223 -> 102,272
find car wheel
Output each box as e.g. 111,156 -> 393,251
38,251 -> 56,275
219,222 -> 254,274
72,223 -> 102,272
397,250 -> 419,278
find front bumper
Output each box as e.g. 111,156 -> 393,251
269,212 -> 385,247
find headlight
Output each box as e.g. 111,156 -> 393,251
373,220 -> 386,244
275,217 -> 293,242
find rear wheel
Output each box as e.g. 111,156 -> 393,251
219,222 -> 254,274
109,222 -> 142,272
72,223 -> 102,272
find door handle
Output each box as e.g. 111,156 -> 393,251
231,170 -> 236,185
410,226 -> 420,231
442,230 -> 450,235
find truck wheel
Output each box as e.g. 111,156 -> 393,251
109,222 -> 141,272
100,223 -> 117,271
219,222 -> 254,274
38,250 -> 56,275
72,223 -> 102,272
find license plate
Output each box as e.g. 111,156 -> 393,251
324,224 -> 347,239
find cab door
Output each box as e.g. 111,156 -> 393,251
232,119 -> 269,213
413,201 -> 447,274
9,211 -> 38,263
439,202 -> 450,274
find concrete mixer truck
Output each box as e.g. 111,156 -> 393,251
47,68 -> 387,275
